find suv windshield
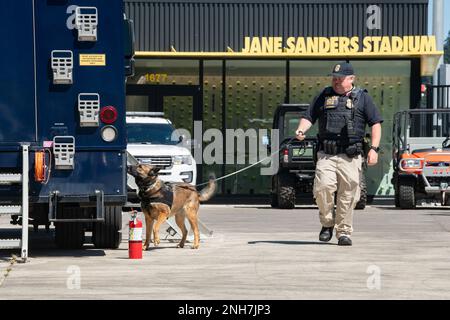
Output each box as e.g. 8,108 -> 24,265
127,123 -> 179,145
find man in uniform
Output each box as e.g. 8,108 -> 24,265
295,62 -> 383,246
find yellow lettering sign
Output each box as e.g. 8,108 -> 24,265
286,37 -> 296,53
241,36 -> 438,55
391,36 -> 403,53
420,35 -> 436,52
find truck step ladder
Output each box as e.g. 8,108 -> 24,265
0,144 -> 29,262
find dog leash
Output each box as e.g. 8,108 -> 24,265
195,136 -> 299,187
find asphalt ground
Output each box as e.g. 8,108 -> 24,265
1,203 -> 450,300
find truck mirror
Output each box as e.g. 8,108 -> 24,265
124,18 -> 135,77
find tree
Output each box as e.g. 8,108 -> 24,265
445,30 -> 450,64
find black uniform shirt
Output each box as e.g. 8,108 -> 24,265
302,87 -> 384,128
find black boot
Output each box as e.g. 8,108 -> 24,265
319,226 -> 334,242
338,236 -> 352,246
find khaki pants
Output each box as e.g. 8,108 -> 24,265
313,151 -> 362,238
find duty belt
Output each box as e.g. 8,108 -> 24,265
319,140 -> 362,157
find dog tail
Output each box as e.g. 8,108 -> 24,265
198,175 -> 216,202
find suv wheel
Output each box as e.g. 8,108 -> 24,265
277,173 -> 296,209
270,177 -> 279,208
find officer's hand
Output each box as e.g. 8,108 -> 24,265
295,130 -> 306,141
367,149 -> 378,166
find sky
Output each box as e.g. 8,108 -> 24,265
428,0 -> 450,48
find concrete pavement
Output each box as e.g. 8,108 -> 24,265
1,204 -> 450,299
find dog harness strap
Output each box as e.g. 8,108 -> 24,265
144,183 -> 174,208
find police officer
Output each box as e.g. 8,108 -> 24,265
295,62 -> 383,246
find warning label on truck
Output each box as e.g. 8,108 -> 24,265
79,54 -> 106,66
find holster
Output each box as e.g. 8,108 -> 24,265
344,143 -> 363,158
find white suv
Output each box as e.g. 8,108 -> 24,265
126,112 -> 197,186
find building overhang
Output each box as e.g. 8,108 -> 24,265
135,51 -> 443,77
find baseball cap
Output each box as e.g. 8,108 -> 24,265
329,62 -> 355,77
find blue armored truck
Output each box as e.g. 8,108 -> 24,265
0,0 -> 134,260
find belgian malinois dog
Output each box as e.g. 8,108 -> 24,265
128,164 -> 216,250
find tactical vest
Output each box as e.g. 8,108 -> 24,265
318,86 -> 366,146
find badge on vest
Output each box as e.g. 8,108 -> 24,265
325,96 -> 338,109
346,98 -> 353,109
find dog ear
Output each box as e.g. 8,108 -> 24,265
153,167 -> 161,174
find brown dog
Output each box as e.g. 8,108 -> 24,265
128,164 -> 216,250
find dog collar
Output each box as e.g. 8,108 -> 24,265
140,181 -> 159,194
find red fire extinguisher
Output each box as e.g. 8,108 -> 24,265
129,210 -> 143,259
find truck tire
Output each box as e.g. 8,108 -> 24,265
93,206 -> 122,249
271,192 -> 279,208
398,179 -> 416,209
55,207 -> 85,249
355,172 -> 367,210
270,177 -> 279,208
277,173 -> 296,209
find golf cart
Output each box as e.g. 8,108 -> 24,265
392,109 -> 450,208
270,104 -> 368,209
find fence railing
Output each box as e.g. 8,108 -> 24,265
426,84 -> 450,109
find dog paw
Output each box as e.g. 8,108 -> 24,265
142,244 -> 149,251
177,243 -> 185,248
153,239 -> 161,247
191,245 -> 200,249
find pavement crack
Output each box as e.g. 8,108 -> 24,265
0,255 -> 18,288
